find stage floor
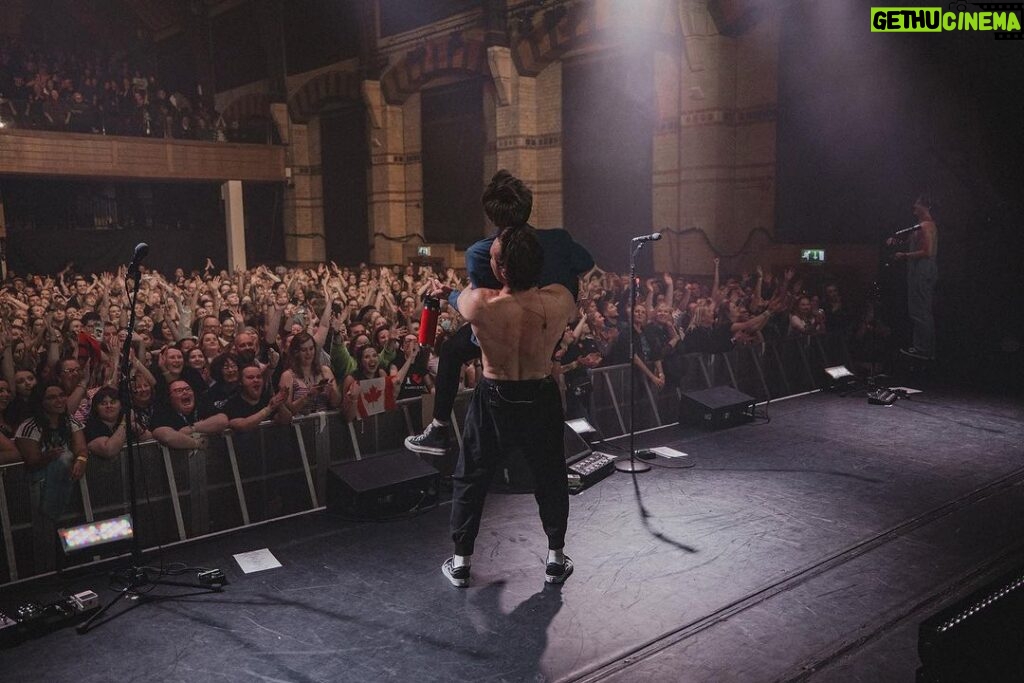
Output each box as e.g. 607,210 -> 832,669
2,387 -> 1024,682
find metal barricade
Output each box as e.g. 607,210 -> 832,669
0,334 -> 849,585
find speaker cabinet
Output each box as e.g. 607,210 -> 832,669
326,451 -> 440,519
679,386 -> 756,430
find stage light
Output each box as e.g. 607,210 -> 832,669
824,365 -> 859,392
824,365 -> 854,381
58,514 -> 134,554
566,418 -> 598,438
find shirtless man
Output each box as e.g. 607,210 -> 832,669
405,170 -> 592,456
441,225 -> 577,588
890,194 -> 939,360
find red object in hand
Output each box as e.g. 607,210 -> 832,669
418,297 -> 440,347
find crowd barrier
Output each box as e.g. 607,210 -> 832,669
0,334 -> 849,585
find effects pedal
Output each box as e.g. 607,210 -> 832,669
868,388 -> 898,405
568,452 -> 616,490
71,591 -> 99,613
197,568 -> 227,588
0,591 -> 100,645
0,610 -> 18,646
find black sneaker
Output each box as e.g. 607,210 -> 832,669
442,557 -> 470,587
900,347 -> 935,361
405,422 -> 451,455
545,555 -> 574,585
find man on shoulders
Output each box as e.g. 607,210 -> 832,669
442,225 -> 577,588
405,170 -> 592,456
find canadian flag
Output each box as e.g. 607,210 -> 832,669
357,377 -> 396,418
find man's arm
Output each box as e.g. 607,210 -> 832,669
153,426 -> 202,450
456,287 -> 488,324
229,396 -> 286,433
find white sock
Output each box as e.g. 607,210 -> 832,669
547,549 -> 565,565
431,418 -> 450,428
453,554 -> 471,568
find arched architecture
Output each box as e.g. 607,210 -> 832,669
220,0 -> 782,272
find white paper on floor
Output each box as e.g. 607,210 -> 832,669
233,548 -> 282,573
649,446 -> 690,459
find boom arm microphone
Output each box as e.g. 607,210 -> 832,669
631,232 -> 662,242
127,243 -> 149,274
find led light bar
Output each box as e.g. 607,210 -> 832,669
58,514 -> 134,554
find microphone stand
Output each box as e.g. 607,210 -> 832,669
78,266 -> 223,634
615,239 -> 654,474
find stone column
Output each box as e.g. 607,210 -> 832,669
281,121 -> 326,264
222,180 -> 247,272
367,83 -> 411,265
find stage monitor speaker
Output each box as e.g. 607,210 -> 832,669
326,451 -> 440,519
917,565 -> 1024,682
679,386 -> 755,430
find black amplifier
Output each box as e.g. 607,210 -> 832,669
679,386 -> 756,430
326,451 -> 440,519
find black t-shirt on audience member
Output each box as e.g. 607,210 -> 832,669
681,327 -> 712,355
201,381 -> 238,415
561,337 -> 599,390
150,400 -> 217,431
708,324 -> 735,354
397,349 -> 432,400
223,393 -> 269,421
84,416 -> 116,443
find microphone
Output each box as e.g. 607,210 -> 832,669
632,232 -> 662,243
127,242 -> 149,274
892,223 -> 921,237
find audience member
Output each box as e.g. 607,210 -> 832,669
14,381 -> 89,520
225,365 -> 291,431
151,379 -> 228,451
84,386 -> 129,460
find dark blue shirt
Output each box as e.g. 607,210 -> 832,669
464,226 -> 593,298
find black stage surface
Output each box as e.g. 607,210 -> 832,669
2,388 -> 1024,682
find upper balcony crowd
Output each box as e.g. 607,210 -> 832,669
0,37 -> 266,142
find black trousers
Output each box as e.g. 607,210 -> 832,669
450,376 -> 569,556
434,323 -> 482,423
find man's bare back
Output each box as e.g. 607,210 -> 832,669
458,284 -> 575,381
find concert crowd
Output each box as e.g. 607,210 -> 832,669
0,255 -> 886,481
